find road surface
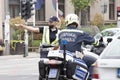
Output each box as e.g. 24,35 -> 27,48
0,53 -> 40,80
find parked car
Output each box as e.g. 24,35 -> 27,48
92,36 -> 120,80
94,28 -> 120,45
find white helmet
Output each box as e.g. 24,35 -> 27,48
65,13 -> 79,27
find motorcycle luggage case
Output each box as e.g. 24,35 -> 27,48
66,59 -> 89,80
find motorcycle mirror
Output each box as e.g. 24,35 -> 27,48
107,38 -> 112,43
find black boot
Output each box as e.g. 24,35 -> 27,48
38,60 -> 46,79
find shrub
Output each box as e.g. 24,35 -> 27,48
10,16 -> 25,29
32,40 -> 41,47
100,24 -> 116,31
59,17 -> 66,29
10,16 -> 25,40
90,13 -> 103,28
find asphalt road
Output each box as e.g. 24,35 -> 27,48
0,53 -> 40,80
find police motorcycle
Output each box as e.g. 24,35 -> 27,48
39,40 -> 89,80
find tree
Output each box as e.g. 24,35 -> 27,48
71,0 -> 97,26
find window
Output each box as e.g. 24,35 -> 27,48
109,0 -> 115,20
35,0 -> 45,21
9,0 -> 20,18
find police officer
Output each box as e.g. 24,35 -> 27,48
38,16 -> 60,58
15,16 -> 60,58
16,16 -> 60,79
58,13 -> 97,80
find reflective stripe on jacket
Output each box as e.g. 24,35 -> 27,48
42,26 -> 60,46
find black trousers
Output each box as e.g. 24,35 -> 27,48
39,50 -> 48,79
82,55 -> 97,79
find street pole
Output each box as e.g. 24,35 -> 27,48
32,0 -> 36,52
23,0 -> 28,57
33,0 -> 36,27
24,28 -> 28,57
56,0 -> 58,18
21,0 -> 35,57
4,0 -> 10,55
101,0 -> 107,27
23,18 -> 28,57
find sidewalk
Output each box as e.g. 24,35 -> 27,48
0,52 -> 40,60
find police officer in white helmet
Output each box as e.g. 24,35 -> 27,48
58,13 -> 97,80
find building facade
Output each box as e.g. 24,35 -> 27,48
90,0 -> 120,23
0,0 -> 120,40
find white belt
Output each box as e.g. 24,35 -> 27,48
41,47 -> 54,51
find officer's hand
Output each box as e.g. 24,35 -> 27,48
15,24 -> 24,28
93,40 -> 99,47
53,46 -> 59,50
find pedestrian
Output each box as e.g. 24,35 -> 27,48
15,16 -> 60,58
58,13 -> 98,80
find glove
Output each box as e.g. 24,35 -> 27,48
93,40 -> 99,46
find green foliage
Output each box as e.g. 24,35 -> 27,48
12,30 -> 24,40
70,0 -> 97,26
71,0 -> 90,10
90,13 -> 103,28
59,17 -> 66,29
32,40 -> 41,47
12,32 -> 18,40
100,24 -> 116,31
33,33 -> 42,40
10,16 -> 25,29
109,23 -> 116,28
71,0 -> 97,10
81,27 -> 92,34
81,27 -> 96,36
10,16 -> 25,40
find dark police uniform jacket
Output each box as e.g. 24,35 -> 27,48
59,26 -> 95,52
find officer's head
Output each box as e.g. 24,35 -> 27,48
65,13 -> 79,27
48,16 -> 59,28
